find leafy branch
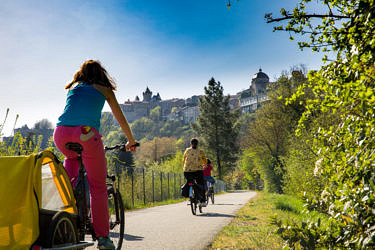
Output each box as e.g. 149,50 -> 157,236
265,13 -> 350,23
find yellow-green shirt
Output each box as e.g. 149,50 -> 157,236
183,147 -> 207,172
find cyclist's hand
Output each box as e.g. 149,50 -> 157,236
126,141 -> 139,152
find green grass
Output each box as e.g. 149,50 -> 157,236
207,192 -> 323,249
274,195 -> 302,214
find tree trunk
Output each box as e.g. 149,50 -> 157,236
216,152 -> 222,180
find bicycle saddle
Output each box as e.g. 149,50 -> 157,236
65,142 -> 83,153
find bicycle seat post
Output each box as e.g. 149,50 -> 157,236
65,142 -> 88,239
65,143 -> 84,172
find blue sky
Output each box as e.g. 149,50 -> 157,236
0,0 -> 326,136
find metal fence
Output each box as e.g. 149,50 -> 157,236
110,162 -> 226,208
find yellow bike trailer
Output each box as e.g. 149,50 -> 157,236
0,150 -> 92,250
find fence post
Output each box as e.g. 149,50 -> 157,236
167,173 -> 170,200
131,168 -> 134,207
160,172 -> 163,201
174,173 -> 176,198
143,168 -> 146,205
152,170 -> 154,203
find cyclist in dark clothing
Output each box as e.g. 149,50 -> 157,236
183,138 -> 207,206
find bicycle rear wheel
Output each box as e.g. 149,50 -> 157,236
190,197 -> 197,215
211,192 -> 215,204
190,188 -> 197,215
108,189 -> 125,250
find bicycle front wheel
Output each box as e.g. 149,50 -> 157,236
108,189 -> 125,250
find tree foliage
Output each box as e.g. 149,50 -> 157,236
242,69 -> 309,193
129,115 -> 192,141
192,77 -> 239,179
33,119 -> 53,130
149,106 -> 161,122
134,137 -> 178,167
267,0 -> 375,248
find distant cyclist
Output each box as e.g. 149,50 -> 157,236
183,138 -> 208,206
203,158 -> 218,191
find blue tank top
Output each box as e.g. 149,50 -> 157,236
57,82 -> 106,131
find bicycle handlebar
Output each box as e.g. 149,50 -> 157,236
104,142 -> 140,151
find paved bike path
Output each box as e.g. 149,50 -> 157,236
89,191 -> 256,249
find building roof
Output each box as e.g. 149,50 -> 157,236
144,87 -> 152,94
252,68 -> 269,80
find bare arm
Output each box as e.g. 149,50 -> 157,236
212,168 -> 218,176
94,84 -> 136,148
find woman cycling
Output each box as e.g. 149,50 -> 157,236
203,158 -> 218,190
183,138 -> 208,206
54,60 -> 137,249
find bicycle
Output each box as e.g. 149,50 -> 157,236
187,179 -> 204,215
206,181 -> 215,205
64,142 -> 139,250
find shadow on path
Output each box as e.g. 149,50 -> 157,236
198,212 -> 235,218
125,234 -> 144,241
226,190 -> 252,193
213,203 -> 244,206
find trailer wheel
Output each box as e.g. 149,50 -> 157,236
45,211 -> 78,247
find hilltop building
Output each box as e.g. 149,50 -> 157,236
119,69 -> 271,124
167,105 -> 200,125
238,68 -> 271,114
120,87 -> 194,123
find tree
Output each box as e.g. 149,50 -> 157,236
134,137 -> 177,166
241,69 -> 309,193
100,112 -> 119,140
33,119 -> 53,130
130,117 -> 155,141
150,106 -> 161,122
159,120 -> 187,138
266,1 -> 375,248
192,77 -> 239,179
235,113 -> 255,147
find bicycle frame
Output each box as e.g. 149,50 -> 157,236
63,143 -> 93,241
74,149 -> 123,240
188,183 -> 194,198
63,142 -> 139,248
205,180 -> 215,205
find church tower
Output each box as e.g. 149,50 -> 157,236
143,87 -> 152,102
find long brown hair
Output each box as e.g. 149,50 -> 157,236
65,60 -> 117,90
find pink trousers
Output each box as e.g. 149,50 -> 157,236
54,125 -> 109,237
